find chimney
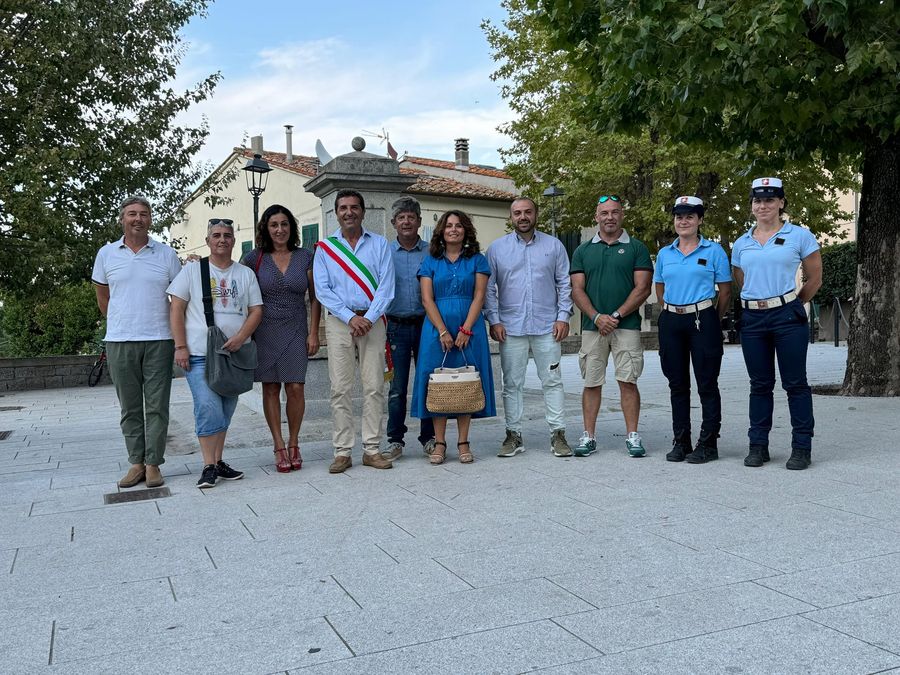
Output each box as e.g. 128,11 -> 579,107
284,125 -> 293,163
454,138 -> 469,171
250,135 -> 264,154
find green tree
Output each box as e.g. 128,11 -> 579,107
0,0 -> 219,298
537,0 -> 899,395
816,241 -> 857,304
483,0 -> 856,253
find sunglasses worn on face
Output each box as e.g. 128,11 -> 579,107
597,195 -> 621,204
208,218 -> 233,225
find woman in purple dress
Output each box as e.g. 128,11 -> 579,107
241,205 -> 321,473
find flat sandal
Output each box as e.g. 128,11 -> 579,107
458,441 -> 474,464
430,441 -> 447,465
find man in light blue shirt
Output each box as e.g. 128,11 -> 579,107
313,189 -> 395,473
485,197 -> 574,458
382,197 -> 435,461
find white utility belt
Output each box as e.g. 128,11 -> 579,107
741,291 -> 798,310
663,298 -> 714,314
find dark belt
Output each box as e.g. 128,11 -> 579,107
387,314 -> 425,326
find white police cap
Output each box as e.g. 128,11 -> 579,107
751,177 -> 785,198
672,195 -> 705,215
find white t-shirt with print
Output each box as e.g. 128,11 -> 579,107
166,259 -> 263,356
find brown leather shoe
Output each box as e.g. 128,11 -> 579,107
118,464 -> 145,488
362,452 -> 393,469
145,465 -> 164,488
329,456 -> 353,474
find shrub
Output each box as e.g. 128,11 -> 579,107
1,282 -> 103,357
815,241 -> 856,304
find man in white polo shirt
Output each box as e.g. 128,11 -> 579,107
92,196 -> 182,489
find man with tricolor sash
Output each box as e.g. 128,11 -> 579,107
313,189 -> 396,473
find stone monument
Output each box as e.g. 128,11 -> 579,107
303,136 -> 417,237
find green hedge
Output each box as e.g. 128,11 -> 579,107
816,241 -> 856,304
0,282 -> 104,357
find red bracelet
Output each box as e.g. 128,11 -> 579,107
458,326 -> 473,336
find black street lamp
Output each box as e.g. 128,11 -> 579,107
542,183 -> 565,237
242,153 -> 272,226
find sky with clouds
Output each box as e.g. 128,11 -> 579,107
178,0 -> 514,170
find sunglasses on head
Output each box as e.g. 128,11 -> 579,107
208,218 -> 233,225
597,195 -> 621,204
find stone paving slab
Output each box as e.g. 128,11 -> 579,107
2,344 -> 900,673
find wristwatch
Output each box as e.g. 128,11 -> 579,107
611,311 -> 622,320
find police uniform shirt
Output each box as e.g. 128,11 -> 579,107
654,236 -> 731,306
731,222 -> 819,300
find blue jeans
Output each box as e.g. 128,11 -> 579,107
183,356 -> 239,437
387,320 -> 434,446
740,301 -> 814,450
499,333 -> 565,433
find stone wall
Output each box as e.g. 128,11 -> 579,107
0,355 -> 111,392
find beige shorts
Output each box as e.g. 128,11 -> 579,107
578,329 -> 644,386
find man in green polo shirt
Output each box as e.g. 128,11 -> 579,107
570,194 -> 653,458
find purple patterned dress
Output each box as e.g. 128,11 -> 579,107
241,248 -> 313,383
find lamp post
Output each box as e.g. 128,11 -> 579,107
242,153 -> 272,227
542,183 -> 565,237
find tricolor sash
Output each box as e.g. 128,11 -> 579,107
316,236 -> 394,381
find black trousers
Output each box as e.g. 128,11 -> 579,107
658,306 -> 723,440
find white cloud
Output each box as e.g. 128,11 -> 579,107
174,37 -> 513,170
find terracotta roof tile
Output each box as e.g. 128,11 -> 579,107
403,172 -> 516,201
235,147 -> 319,177
402,155 -> 512,179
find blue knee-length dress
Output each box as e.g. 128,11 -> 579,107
410,252 -> 496,419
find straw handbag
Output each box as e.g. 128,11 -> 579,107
426,348 -> 485,414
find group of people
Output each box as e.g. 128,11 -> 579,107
91,175 -> 822,491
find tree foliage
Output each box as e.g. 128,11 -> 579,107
483,0 -> 858,253
0,0 -> 219,297
534,0 -> 899,395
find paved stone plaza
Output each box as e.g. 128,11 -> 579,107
1,344 -> 899,674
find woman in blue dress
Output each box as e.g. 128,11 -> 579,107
411,210 -> 496,464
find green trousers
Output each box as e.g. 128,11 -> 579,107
106,340 -> 175,466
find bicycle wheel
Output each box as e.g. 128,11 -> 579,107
88,358 -> 105,387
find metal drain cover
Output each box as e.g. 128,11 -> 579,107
0,431 -> 11,441
104,487 -> 171,504
0,406 -> 24,411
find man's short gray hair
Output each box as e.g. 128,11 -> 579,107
119,195 -> 152,220
391,196 -> 421,221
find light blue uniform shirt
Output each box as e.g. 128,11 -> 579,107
386,238 -> 428,318
484,230 -> 573,336
313,228 -> 395,324
653,236 -> 731,306
731,222 -> 819,300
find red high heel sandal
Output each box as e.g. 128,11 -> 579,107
274,448 -> 292,473
288,446 -> 302,471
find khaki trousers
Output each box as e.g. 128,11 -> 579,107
325,314 -> 386,456
106,340 -> 175,466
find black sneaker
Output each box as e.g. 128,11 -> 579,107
197,464 -> 217,489
216,460 -> 244,481
785,448 -> 811,470
665,437 -> 691,462
744,445 -> 770,468
686,443 -> 719,464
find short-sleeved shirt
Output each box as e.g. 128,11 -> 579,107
653,236 -> 732,305
166,260 -> 263,356
731,222 -> 819,300
387,237 -> 428,318
92,237 -> 182,342
570,230 -> 652,331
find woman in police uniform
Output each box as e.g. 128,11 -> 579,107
731,178 -> 822,470
654,196 -> 731,464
